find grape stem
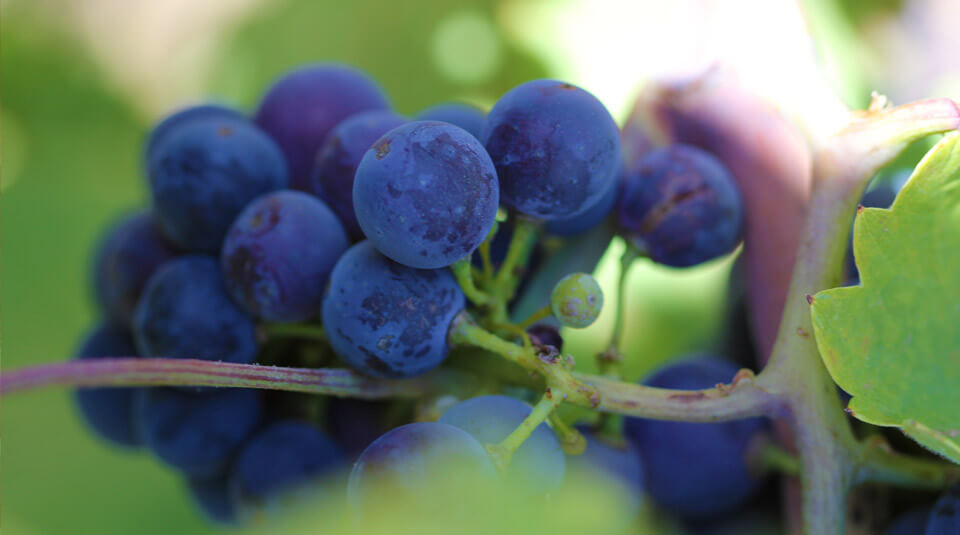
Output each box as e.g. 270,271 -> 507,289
854,435 -> 960,489
548,410 -> 586,455
756,95 -> 960,534
0,358 -> 446,399
489,216 -> 541,322
516,305 -> 552,329
450,259 -> 494,306
478,220 -> 498,284
487,389 -> 563,473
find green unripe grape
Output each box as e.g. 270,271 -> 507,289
550,273 -> 603,328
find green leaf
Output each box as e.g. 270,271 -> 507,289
811,132 -> 960,463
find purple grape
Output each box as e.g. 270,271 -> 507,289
353,121 -> 500,269
92,211 -> 178,327
186,472 -> 237,525
144,104 -> 246,168
73,323 -> 142,448
624,355 -> 767,518
482,79 -> 620,220
347,422 -> 497,512
133,256 -> 258,365
147,118 -> 288,253
617,144 -> 744,268
415,102 -> 485,139
321,241 -> 465,378
254,63 -> 390,190
221,191 -> 349,322
308,110 -> 408,239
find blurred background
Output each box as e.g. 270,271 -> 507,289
2,0 -> 959,533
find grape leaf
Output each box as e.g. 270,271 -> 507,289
811,132 -> 960,463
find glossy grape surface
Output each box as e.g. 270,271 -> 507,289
353,121 -> 499,268
482,79 -> 620,220
618,144 -> 743,268
308,110 -> 408,238
254,63 -> 390,190
221,191 -> 349,322
147,118 -> 287,252
322,241 -> 465,377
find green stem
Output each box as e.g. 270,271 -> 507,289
450,258 -> 493,306
517,305 -> 552,329
478,221 -> 498,285
493,217 -> 540,303
261,323 -> 327,343
548,410 -> 586,455
757,439 -> 803,477
488,389 -> 563,472
758,96 -> 960,534
854,436 -> 960,489
0,358 -> 443,399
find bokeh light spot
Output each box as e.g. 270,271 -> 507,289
431,11 -> 502,85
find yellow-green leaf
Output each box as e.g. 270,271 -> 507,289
811,132 -> 960,463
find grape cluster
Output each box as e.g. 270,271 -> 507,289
74,62 -> 765,527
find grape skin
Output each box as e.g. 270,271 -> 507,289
92,211 -> 179,327
308,110 -> 408,239
133,256 -> 259,365
438,395 -> 566,496
353,121 -> 500,269
322,241 -> 465,378
254,63 -> 390,191
926,484 -> 960,534
347,422 -> 497,512
135,387 -> 263,478
229,421 -> 344,519
482,79 -> 620,220
624,355 -> 767,518
325,398 -> 393,460
221,191 -> 349,323
617,144 -> 744,268
186,472 -> 237,525
567,426 -> 644,513
144,104 -> 246,169
550,272 -> 603,328
72,323 -> 142,448
415,102 -> 486,140
546,160 -> 621,236
147,118 -> 288,253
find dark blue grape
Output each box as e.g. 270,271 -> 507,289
926,484 -> 960,534
322,241 -> 465,378
567,427 -> 644,512
92,212 -> 179,327
72,323 -> 142,448
136,387 -> 263,478
187,472 -> 237,525
481,79 -> 620,220
353,121 -> 499,269
347,422 -> 497,512
617,144 -> 744,268
308,110 -> 408,239
884,506 -> 931,535
438,395 -> 565,496
254,63 -> 390,191
221,191 -> 349,322
230,421 -> 344,518
144,104 -> 245,168
624,355 -> 767,518
133,256 -> 258,365
147,118 -> 288,252
325,398 -> 392,460
546,161 -> 621,236
415,103 -> 485,139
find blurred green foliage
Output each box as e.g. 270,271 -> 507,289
2,1 -> 736,533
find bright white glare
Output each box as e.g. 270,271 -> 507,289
432,11 -> 503,85
499,0 -> 848,140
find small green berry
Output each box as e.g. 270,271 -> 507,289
550,273 -> 603,328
